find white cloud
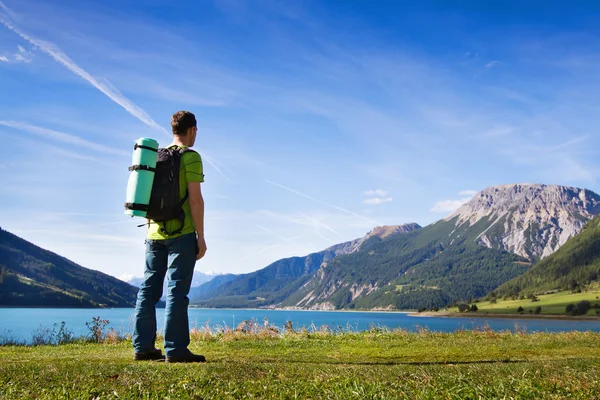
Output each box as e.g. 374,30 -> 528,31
486,60 -> 501,68
364,196 -> 393,205
430,197 -> 471,213
118,274 -> 135,282
0,44 -> 33,63
363,189 -> 392,205
364,189 -> 387,197
458,190 -> 477,196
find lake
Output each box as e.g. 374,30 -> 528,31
2,308 -> 600,344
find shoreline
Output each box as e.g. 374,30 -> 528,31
409,311 -> 600,321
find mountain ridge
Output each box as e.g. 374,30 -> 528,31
191,223 -> 421,307
0,227 -> 139,307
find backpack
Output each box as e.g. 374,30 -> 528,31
146,146 -> 196,236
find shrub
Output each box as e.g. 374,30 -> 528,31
490,298 -> 497,304
535,306 -> 542,315
517,306 -> 524,313
86,317 -> 110,343
470,304 -> 478,312
457,303 -> 469,313
31,324 -> 54,346
53,322 -> 75,345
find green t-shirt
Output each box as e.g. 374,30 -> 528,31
146,146 -> 204,240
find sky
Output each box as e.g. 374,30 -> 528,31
1,0 -> 600,281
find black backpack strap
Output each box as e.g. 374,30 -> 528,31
134,143 -> 158,152
124,202 -> 149,211
128,165 -> 156,172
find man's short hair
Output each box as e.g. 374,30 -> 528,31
171,111 -> 196,136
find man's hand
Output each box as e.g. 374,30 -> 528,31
196,235 -> 207,260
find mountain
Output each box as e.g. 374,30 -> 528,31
446,184 -> 600,261
495,214 -> 600,297
191,224 -> 421,308
279,184 -> 600,310
0,227 -> 139,307
281,184 -> 600,310
126,270 -> 222,288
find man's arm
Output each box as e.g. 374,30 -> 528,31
188,181 -> 207,260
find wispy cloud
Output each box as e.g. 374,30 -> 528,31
484,125 -> 516,138
363,189 -> 393,205
364,189 -> 387,197
0,44 -> 32,63
0,120 -> 127,156
364,197 -> 393,205
430,198 -> 471,213
431,189 -> 476,213
486,60 -> 501,68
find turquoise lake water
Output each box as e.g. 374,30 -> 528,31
2,308 -> 600,343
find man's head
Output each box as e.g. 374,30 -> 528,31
171,111 -> 197,146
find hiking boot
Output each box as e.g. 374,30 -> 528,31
165,350 -> 206,363
133,348 -> 164,361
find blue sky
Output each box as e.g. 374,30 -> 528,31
1,0 -> 599,280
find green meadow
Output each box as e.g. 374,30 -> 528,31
455,287 -> 600,316
2,328 -> 600,399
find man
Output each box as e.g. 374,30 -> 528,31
132,110 -> 208,363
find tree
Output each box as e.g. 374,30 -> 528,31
470,304 -> 478,312
566,304 -> 575,314
517,306 -> 524,313
570,300 -> 591,316
458,303 -> 470,313
534,306 -> 542,315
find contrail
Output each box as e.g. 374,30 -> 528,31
255,224 -> 309,253
0,2 -> 229,179
266,180 -> 382,226
0,7 -> 166,135
300,212 -> 343,238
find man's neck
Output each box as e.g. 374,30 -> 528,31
170,136 -> 190,147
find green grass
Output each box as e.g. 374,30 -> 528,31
466,288 -> 600,315
2,330 -> 600,399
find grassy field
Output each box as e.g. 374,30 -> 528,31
2,329 -> 600,399
459,288 -> 600,315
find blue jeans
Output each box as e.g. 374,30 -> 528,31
133,232 -> 196,357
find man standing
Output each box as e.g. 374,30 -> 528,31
133,111 -> 207,363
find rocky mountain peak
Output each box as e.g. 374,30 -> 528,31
445,183 -> 600,260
